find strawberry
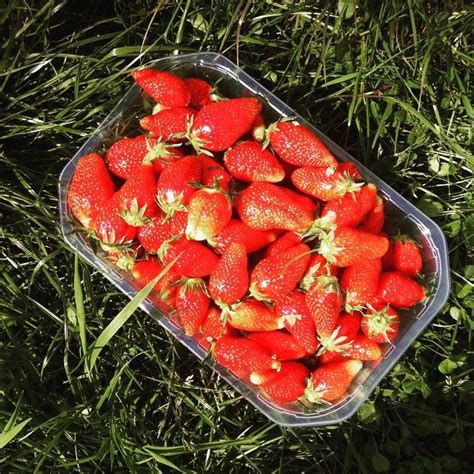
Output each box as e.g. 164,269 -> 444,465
264,231 -> 301,258
300,253 -> 339,291
228,299 -> 284,332
247,331 -> 307,360
276,291 -> 318,354
361,304 -> 400,343
224,141 -> 285,183
209,242 -> 248,306
156,155 -> 202,217
250,244 -> 311,302
213,336 -> 281,378
185,188 -> 232,241
198,154 -> 231,192
175,278 -> 210,336
280,187 -> 318,216
115,166 -> 159,226
376,272 -> 425,308
137,215 -> 171,254
189,98 -> 262,152
291,165 -> 363,202
340,258 -> 382,309
305,275 -> 342,339
251,114 -> 266,142
338,162 -> 361,181
359,195 -> 384,234
383,236 -> 423,277
252,362 -> 310,403
197,307 -> 233,349
318,312 -> 361,360
140,107 -> 195,141
318,227 -> 389,267
132,69 -> 190,108
305,360 -> 362,402
107,243 -> 140,272
266,120 -> 337,168
343,334 -> 382,360
184,77 -> 213,107
209,219 -> 278,254
67,152 -> 114,230
236,182 -> 314,232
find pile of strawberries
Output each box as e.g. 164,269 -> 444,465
67,67 -> 427,406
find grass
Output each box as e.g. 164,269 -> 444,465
0,0 -> 473,471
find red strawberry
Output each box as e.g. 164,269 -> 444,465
209,219 -> 278,254
305,360 -> 362,402
198,154 -> 231,191
236,182 -> 314,232
140,107 -> 195,141
252,361 -> 310,403
276,291 -> 318,354
383,236 -> 423,277
280,187 -> 318,216
340,259 -> 382,308
213,336 -> 281,378
175,278 -> 210,336
264,231 -> 301,258
300,253 -> 339,291
318,227 -> 389,267
248,331 -> 307,360
132,69 -> 190,108
291,165 -> 363,202
338,162 -> 361,180
224,141 -> 285,183
197,307 -> 234,350
186,188 -> 232,241
67,153 -> 114,230
209,242 -> 248,306
250,244 -> 311,302
318,312 -> 361,360
228,299 -> 284,332
189,98 -> 262,152
361,304 -> 400,343
267,121 -> 337,168
107,243 -> 140,272
150,144 -> 185,174
115,166 -> 159,226
251,114 -> 266,142
96,197 -> 137,246
359,195 -> 384,234
376,272 -> 425,308
156,155 -> 202,217
343,334 -> 382,360
184,77 -> 213,107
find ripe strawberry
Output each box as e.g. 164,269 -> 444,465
132,69 -> 190,107
156,155 -> 202,217
280,187 -> 318,216
318,227 -> 389,267
210,219 -> 278,254
67,152 -> 114,230
224,141 -> 285,183
276,291 -> 318,354
300,253 -> 339,291
213,336 -> 281,378
184,77 -> 213,107
137,215 -> 171,254
248,331 -> 307,360
343,334 -> 382,360
267,121 -> 337,168
96,197 -> 137,246
250,244 -> 311,302
197,307 -> 235,350
175,278 -> 210,336
209,242 -> 248,306
305,275 -> 342,339
198,154 -> 231,192
383,236 -> 423,277
291,165 -> 363,202
252,362 -> 310,403
251,114 -> 266,142
115,166 -> 159,226
228,299 -> 284,332
189,98 -> 262,152
186,188 -> 232,241
340,259 -> 382,308
236,182 -> 314,232
359,195 -> 385,234
305,360 -> 362,402
264,231 -> 301,258
140,107 -> 195,141
376,272 -> 425,308
361,304 -> 400,343
150,144 -> 185,174
338,162 -> 361,180
318,312 -> 361,360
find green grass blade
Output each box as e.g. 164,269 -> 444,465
0,418 -> 32,449
74,252 -> 88,372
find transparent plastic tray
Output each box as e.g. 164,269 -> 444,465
58,52 -> 450,427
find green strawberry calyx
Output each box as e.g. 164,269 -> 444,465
119,198 -> 150,227
362,304 -> 398,343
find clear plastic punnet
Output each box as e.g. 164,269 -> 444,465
58,52 -> 450,427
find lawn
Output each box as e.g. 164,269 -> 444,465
1,0 -> 473,471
